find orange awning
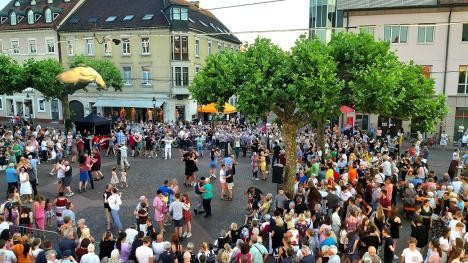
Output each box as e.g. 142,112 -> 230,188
198,102 -> 237,114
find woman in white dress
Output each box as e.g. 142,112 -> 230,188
19,167 -> 33,202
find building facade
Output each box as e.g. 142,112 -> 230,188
0,0 -> 240,124
0,0 -> 83,123
310,0 -> 468,142
58,0 -> 241,123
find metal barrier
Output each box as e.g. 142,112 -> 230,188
16,226 -> 60,247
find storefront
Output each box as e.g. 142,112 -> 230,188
93,98 -> 166,123
454,107 -> 468,142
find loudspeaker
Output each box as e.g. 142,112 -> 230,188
272,164 -> 284,184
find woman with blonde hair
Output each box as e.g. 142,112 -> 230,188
79,227 -> 95,244
101,249 -> 120,263
217,243 -> 233,263
227,223 -> 240,244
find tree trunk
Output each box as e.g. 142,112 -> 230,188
282,119 -> 297,193
316,117 -> 326,149
60,93 -> 71,132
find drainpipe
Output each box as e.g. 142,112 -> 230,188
440,7 -> 452,141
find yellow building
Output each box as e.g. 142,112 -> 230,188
59,0 -> 241,122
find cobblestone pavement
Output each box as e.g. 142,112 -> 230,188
0,146 -> 455,261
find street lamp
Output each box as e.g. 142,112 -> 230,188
152,97 -> 156,122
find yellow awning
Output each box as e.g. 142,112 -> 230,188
198,102 -> 237,114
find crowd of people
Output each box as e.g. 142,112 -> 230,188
0,118 -> 467,263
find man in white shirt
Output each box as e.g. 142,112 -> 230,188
401,238 -> 423,263
151,234 -> 165,261
0,239 -> 16,263
80,244 -> 99,263
381,156 -> 392,177
169,193 -> 184,238
136,236 -> 154,263
107,188 -> 123,231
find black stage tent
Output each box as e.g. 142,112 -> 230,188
74,113 -> 111,135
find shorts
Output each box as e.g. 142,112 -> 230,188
227,183 -> 234,190
57,178 -> 64,184
79,171 -> 88,182
209,160 -> 218,169
173,218 -> 183,227
130,145 -> 136,150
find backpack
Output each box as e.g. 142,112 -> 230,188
194,183 -> 201,195
205,250 -> 216,263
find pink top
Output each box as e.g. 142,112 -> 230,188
346,216 -> 359,233
34,202 -> 45,219
153,196 -> 164,221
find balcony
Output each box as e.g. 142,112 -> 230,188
172,86 -> 190,95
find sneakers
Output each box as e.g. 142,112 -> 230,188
185,232 -> 192,238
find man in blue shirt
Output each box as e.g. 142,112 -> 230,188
158,180 -> 173,200
5,163 -> 17,194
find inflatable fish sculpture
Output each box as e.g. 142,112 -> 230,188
56,66 -> 106,89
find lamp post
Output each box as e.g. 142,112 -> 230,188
152,97 -> 156,122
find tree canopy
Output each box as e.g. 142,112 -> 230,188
0,54 -> 25,95
189,32 -> 448,190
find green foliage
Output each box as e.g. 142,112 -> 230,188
24,58 -> 64,99
289,36 -> 343,119
0,54 -> 26,95
70,55 -> 123,91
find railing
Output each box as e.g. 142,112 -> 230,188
16,226 -> 60,247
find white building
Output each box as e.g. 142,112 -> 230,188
310,0 -> 468,142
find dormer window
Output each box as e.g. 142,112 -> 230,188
170,7 -> 188,21
64,0 -> 70,2
44,8 -> 52,23
27,10 -> 34,24
31,0 -> 36,5
10,12 -> 17,25
47,0 -> 53,3
14,0 -> 20,6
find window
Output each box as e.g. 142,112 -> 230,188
104,41 -> 111,56
105,16 -> 117,22
14,0 -> 20,6
11,40 -> 19,54
30,0 -> 36,5
141,66 -> 151,85
142,14 -> 153,20
122,66 -> 132,85
459,65 -> 468,94
0,98 -> 3,110
199,20 -> 208,27
46,38 -> 55,53
420,65 -> 432,78
173,66 -> 189,86
195,38 -> 200,57
122,15 -> 134,21
171,35 -> 188,60
28,39 -> 37,54
417,25 -> 434,44
171,8 -> 180,20
195,65 -> 200,73
85,39 -> 94,55
180,8 -> 188,20
67,38 -> 74,56
122,38 -> 130,55
208,42 -> 212,55
10,12 -> 16,25
384,25 -> 408,43
37,99 -> 45,112
463,24 -> 468,42
44,8 -> 52,23
47,0 -> 53,3
27,10 -> 34,24
359,26 -> 375,36
217,42 -> 221,51
141,37 -> 150,55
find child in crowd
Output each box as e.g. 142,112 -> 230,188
120,168 -> 128,188
110,167 -> 119,187
45,198 -> 54,227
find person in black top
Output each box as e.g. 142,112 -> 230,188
411,216 -> 428,249
382,228 -> 394,263
159,242 -> 176,263
102,184 -> 113,231
98,231 -> 115,260
128,231 -> 144,262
